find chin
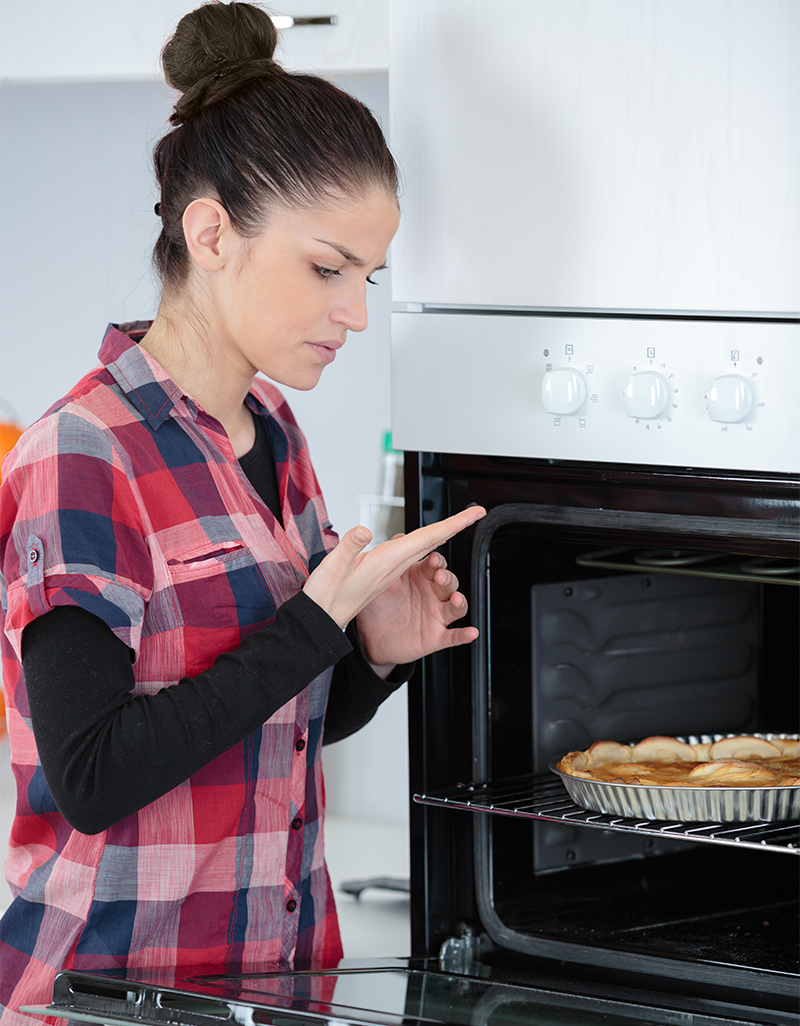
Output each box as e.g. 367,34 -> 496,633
263,369 -> 326,392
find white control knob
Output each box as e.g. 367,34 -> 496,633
623,371 -> 670,420
707,374 -> 754,423
542,368 -> 587,415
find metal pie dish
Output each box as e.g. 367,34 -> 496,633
549,733 -> 800,823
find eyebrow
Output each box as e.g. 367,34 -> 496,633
315,238 -> 387,272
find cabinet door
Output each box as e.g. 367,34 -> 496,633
0,0 -> 387,80
273,0 -> 388,73
389,0 -> 799,315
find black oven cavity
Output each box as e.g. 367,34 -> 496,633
408,454 -> 799,1018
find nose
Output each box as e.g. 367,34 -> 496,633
332,279 -> 369,333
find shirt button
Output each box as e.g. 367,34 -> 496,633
286,898 -> 297,913
28,549 -> 39,564
295,739 -> 306,752
291,816 -> 303,831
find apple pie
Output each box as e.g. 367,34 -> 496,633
557,734 -> 800,788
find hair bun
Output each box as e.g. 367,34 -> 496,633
162,1 -> 281,123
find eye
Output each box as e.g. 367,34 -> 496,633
314,265 -> 341,280
366,276 -> 379,286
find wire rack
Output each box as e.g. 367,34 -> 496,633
413,774 -> 800,855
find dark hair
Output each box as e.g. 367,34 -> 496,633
153,1 -> 398,290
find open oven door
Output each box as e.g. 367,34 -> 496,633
24,958 -> 800,1026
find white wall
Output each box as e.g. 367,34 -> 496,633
0,70 -> 408,826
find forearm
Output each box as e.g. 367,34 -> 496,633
22,593 -> 351,834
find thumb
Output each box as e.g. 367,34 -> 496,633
341,525 -> 372,553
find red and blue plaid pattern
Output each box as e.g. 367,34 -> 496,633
0,324 -> 343,1023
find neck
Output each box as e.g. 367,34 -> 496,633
141,297 -> 256,458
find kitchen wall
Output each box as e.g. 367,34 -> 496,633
0,66 -> 408,826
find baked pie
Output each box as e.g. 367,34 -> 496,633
557,734 -> 800,788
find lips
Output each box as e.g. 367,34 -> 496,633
307,340 -> 345,364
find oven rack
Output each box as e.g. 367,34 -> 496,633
413,774 -> 800,855
574,546 -> 800,587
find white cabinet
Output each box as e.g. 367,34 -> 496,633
272,0 -> 388,74
0,0 -> 387,80
389,0 -> 800,316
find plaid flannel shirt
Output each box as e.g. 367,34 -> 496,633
0,324 -> 344,1022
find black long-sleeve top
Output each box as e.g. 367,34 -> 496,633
20,414 -> 408,835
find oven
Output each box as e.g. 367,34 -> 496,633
403,448 -> 799,1023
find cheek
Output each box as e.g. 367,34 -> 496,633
254,278 -> 313,327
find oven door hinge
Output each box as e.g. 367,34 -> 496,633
438,927 -> 489,972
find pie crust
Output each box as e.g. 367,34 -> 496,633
557,734 -> 800,788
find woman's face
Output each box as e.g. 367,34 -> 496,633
216,187 -> 400,391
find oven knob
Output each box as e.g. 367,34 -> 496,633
707,374 -> 754,423
542,368 -> 587,415
623,371 -> 670,419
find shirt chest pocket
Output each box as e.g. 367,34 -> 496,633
166,540 -> 250,575
150,538 -> 279,636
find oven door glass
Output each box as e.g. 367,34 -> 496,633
26,960 -> 797,1026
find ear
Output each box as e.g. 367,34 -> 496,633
182,198 -> 237,271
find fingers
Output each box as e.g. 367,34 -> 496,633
437,623 -> 480,649
440,589 -> 468,628
418,555 -> 470,629
382,506 -> 486,579
414,506 -> 486,556
303,525 -> 374,627
414,548 -> 471,629
422,552 -> 461,601
305,506 -> 484,639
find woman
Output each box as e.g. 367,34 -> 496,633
0,2 -> 484,1018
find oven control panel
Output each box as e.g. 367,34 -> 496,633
391,310 -> 800,474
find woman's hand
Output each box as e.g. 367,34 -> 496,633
303,507 -> 486,663
354,546 -> 477,671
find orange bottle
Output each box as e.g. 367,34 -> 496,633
0,417 -> 24,738
0,419 -> 23,485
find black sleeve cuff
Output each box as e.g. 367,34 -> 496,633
322,620 -> 415,745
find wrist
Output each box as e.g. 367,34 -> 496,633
351,617 -> 396,680
368,658 -> 396,680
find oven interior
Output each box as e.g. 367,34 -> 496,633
484,521 -> 796,958
411,480 -> 799,1006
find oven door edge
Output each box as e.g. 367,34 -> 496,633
22,961 -> 800,1026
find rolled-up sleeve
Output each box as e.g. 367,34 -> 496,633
1,410 -> 152,661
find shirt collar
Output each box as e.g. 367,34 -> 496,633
99,322 -> 272,429
100,322 -> 186,429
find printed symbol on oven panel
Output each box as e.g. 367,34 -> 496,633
647,346 -> 656,360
